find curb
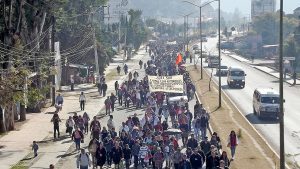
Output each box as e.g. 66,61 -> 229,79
201,66 -> 291,169
194,88 -> 223,155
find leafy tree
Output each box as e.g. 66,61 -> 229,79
252,13 -> 298,45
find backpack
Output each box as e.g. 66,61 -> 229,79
79,153 -> 90,162
195,118 -> 201,128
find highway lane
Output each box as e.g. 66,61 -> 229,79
197,37 -> 300,163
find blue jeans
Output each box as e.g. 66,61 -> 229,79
79,166 -> 88,169
200,127 -> 207,140
74,138 -> 81,150
230,146 -> 236,158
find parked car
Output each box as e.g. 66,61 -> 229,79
216,65 -> 228,76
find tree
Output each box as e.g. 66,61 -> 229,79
252,13 -> 298,45
126,9 -> 149,54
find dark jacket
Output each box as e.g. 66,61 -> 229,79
181,159 -> 192,169
123,148 -> 131,160
187,138 -> 198,150
190,153 -> 203,169
206,155 -> 220,169
102,83 -> 108,91
111,146 -> 123,164
95,147 -> 106,166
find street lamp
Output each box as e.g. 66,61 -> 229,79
177,12 -> 195,51
183,0 -> 221,107
183,0 -> 219,80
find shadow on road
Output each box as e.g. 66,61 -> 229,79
245,113 -> 279,124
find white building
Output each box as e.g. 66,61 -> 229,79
251,0 -> 276,19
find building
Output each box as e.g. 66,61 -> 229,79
251,0 -> 276,19
294,7 -> 300,17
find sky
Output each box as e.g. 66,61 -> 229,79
208,0 -> 300,15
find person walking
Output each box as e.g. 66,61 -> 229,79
111,141 -> 123,169
90,116 -> 101,141
123,64 -> 128,75
182,154 -> 192,169
123,144 -> 132,169
139,60 -> 143,69
199,113 -> 209,140
79,92 -> 86,111
72,127 -> 84,151
117,88 -> 123,106
32,141 -> 39,157
95,142 -> 106,169
76,149 -> 91,169
88,138 -> 99,168
153,147 -> 164,169
66,116 -> 75,136
220,151 -> 230,167
102,82 -> 108,97
206,151 -> 220,169
110,93 -> 116,112
107,115 -> 115,131
114,81 -> 119,95
82,112 -> 90,134
105,96 -> 112,115
117,65 -> 121,75
172,148 -> 183,169
227,130 -> 238,160
51,113 -> 61,139
131,140 -> 140,169
55,93 -> 63,112
187,134 -> 198,150
190,148 -> 203,169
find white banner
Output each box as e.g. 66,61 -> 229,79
148,75 -> 184,93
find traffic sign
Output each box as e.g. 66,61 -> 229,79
283,57 -> 295,61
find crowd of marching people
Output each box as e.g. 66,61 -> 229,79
50,41 -> 239,169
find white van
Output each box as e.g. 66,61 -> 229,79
253,88 -> 280,119
227,67 -> 246,88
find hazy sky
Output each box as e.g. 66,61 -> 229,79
207,0 -> 300,15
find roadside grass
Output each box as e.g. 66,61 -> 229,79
105,71 -> 119,82
188,65 -> 279,169
10,161 -> 28,169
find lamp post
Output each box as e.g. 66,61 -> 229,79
183,0 -> 219,80
218,0 -> 221,108
178,12 -> 195,51
279,1 -> 285,169
183,0 -> 221,107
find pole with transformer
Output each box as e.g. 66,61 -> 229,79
279,0 -> 285,169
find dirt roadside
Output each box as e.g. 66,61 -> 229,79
188,65 -> 280,169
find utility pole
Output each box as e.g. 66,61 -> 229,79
200,6 -> 203,78
91,10 -> 100,82
93,27 -> 100,79
279,0 -> 285,169
218,0 -> 221,108
50,16 -> 56,106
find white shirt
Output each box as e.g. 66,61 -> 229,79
77,153 -> 90,167
79,94 -> 86,101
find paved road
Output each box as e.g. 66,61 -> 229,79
198,37 -> 300,165
57,52 -> 206,169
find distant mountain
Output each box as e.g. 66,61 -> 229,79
127,0 -> 214,19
